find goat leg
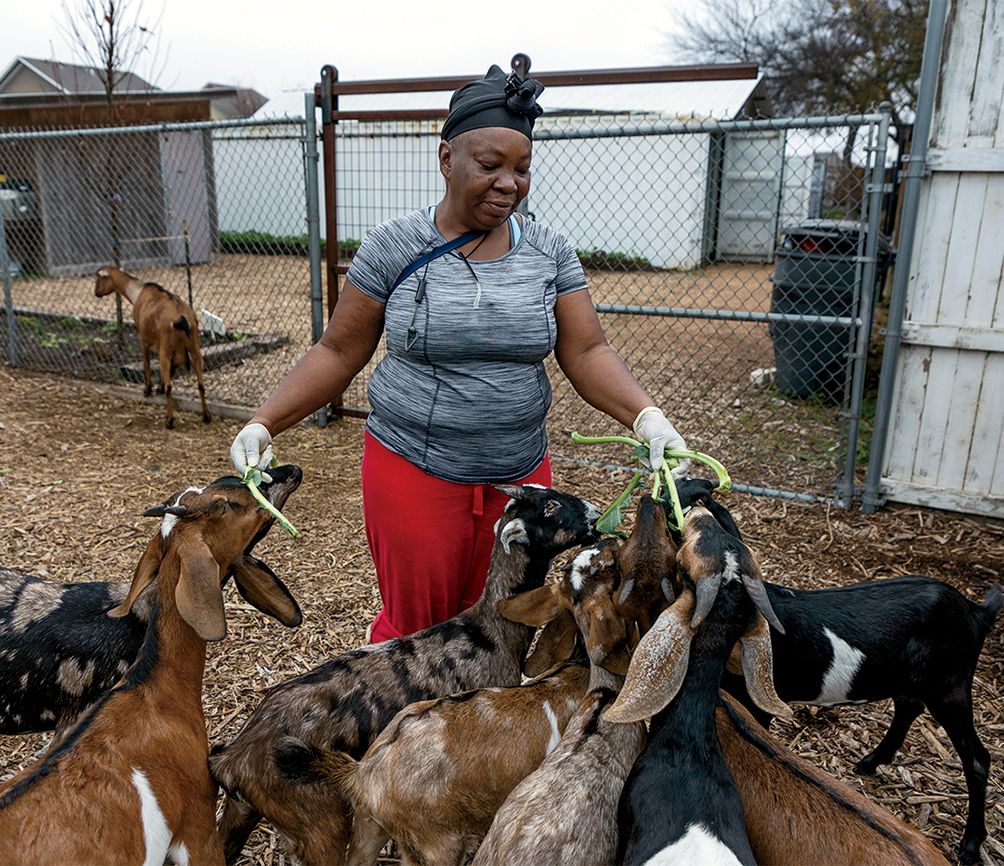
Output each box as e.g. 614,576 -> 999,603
855,697 -> 924,775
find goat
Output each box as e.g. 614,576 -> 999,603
614,492 -> 679,646
692,487 -> 1000,864
297,660 -> 590,866
0,465 -> 302,866
209,484 -> 601,866
717,691 -> 949,865
607,505 -> 791,866
95,266 -> 211,429
0,556 -> 302,737
473,536 -> 647,866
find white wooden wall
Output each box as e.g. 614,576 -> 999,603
881,0 -> 1004,517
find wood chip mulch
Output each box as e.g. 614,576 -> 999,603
1,366 -> 1002,865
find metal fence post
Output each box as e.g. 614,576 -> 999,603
304,92 -> 328,428
862,0 -> 948,512
836,104 -> 892,506
0,214 -> 15,366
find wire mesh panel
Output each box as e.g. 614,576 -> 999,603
330,113 -> 891,500
0,118 -> 313,414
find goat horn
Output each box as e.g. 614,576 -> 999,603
690,573 -> 722,628
741,574 -> 785,635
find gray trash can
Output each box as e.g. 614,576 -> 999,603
769,220 -> 890,402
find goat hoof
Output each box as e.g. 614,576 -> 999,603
957,837 -> 984,865
202,414 -> 211,424
853,756 -> 880,775
157,385 -> 165,394
166,418 -> 175,430
143,387 -> 152,397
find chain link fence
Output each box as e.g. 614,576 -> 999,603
1,108 -> 894,503
333,111 -> 894,502
0,116 -> 314,413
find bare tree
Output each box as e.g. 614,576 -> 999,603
56,0 -> 168,338
672,0 -> 925,150
58,0 -> 168,125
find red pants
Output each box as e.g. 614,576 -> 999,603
361,431 -> 552,643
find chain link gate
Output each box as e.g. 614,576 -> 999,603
329,108 -> 894,504
0,115 -> 318,414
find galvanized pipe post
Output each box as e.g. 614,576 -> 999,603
863,0 -> 948,512
0,213 -> 15,366
303,93 -> 328,428
836,103 -> 892,506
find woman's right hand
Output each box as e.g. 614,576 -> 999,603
230,422 -> 274,479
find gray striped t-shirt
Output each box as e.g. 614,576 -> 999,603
347,208 -> 588,483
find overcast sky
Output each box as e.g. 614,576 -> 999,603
2,0 -> 697,116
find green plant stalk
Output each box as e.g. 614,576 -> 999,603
595,470 -> 644,534
571,432 -> 731,492
660,461 -> 686,530
242,467 -> 299,538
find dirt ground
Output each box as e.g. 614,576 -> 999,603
1,366 -> 1003,865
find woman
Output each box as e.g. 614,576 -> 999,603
230,62 -> 686,643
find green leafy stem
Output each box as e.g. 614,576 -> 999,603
570,432 -> 732,533
242,467 -> 299,538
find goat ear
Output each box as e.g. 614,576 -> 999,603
175,537 -> 226,641
605,591 -> 696,723
108,534 -> 163,618
498,584 -> 562,627
499,518 -> 529,554
739,613 -> 792,719
143,503 -> 188,518
586,606 -> 629,674
230,555 -> 303,628
524,610 -> 579,676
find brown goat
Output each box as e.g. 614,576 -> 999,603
614,493 -> 678,646
325,662 -> 590,866
0,467 -> 302,866
718,692 -> 950,866
95,266 -> 211,429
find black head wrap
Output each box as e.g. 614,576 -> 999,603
441,64 -> 545,141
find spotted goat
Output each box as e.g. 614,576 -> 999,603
209,484 -> 601,866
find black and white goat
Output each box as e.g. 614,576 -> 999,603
209,484 -> 600,866
607,505 -> 791,865
0,555 -> 301,737
690,488 -> 1001,864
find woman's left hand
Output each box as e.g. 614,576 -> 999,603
633,407 -> 689,474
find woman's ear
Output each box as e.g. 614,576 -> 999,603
438,139 -> 452,181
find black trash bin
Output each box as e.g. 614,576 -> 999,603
769,219 -> 890,403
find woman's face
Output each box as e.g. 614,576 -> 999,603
439,127 -> 532,230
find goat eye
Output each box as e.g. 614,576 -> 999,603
543,500 -> 561,517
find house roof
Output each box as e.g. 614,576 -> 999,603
0,56 -> 158,95
0,57 -> 267,122
203,82 -> 268,118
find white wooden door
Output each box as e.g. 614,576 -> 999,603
880,0 -> 1004,517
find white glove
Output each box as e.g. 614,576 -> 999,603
632,407 -> 689,475
230,422 -> 274,481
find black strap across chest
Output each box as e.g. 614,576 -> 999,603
391,230 -> 484,292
